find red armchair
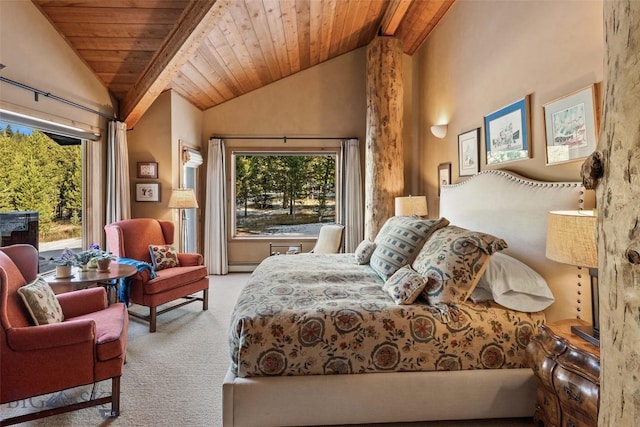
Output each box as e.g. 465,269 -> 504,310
0,244 -> 128,425
104,218 -> 209,332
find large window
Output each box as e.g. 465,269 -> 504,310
0,122 -> 83,270
233,151 -> 339,238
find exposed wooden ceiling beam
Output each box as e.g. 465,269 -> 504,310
120,0 -> 230,128
379,0 -> 413,36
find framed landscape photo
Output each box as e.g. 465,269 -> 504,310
438,162 -> 451,196
136,182 -> 160,202
137,162 -> 158,179
484,96 -> 531,165
543,84 -> 598,165
458,128 -> 481,176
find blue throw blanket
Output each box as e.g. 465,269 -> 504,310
117,258 -> 157,305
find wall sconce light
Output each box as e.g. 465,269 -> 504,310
431,124 -> 448,139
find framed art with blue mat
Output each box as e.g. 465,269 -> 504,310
484,96 -> 531,165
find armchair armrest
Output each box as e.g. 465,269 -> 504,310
57,287 -> 107,318
177,252 -> 203,266
6,319 -> 95,352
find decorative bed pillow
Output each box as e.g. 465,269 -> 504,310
354,239 -> 376,264
18,276 -> 64,325
382,265 -> 428,305
370,216 -> 449,280
412,225 -> 508,305
149,244 -> 180,270
476,252 -> 554,312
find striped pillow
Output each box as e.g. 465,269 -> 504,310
370,216 -> 449,280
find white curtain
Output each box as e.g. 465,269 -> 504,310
204,138 -> 228,274
341,138 -> 363,252
106,121 -> 130,225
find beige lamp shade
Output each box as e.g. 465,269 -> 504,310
546,210 -> 597,268
168,188 -> 199,209
395,195 -> 428,217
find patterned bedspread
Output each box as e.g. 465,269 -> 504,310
229,254 -> 545,378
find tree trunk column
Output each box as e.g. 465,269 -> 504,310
365,37 -> 404,241
596,1 -> 640,425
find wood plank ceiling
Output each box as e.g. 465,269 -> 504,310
33,0 -> 454,128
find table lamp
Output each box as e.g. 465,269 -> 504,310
168,188 -> 199,251
394,195 -> 428,217
545,210 -> 599,346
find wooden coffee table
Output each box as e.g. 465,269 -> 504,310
45,261 -> 137,303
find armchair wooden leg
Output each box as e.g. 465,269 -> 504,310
110,376 -> 121,417
203,288 -> 209,311
149,307 -> 157,333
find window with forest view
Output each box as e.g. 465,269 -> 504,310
0,123 -> 83,257
234,152 -> 338,237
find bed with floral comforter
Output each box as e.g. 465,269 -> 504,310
229,253 -> 545,378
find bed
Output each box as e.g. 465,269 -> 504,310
222,170 -> 594,426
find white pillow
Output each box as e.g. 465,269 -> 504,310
476,252 -> 554,312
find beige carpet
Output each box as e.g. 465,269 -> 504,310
3,273 -> 533,427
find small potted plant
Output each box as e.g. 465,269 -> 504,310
85,244 -> 112,270
75,249 -> 95,272
85,244 -> 115,272
50,248 -> 78,278
95,252 -> 115,272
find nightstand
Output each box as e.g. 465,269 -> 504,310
526,319 -> 600,427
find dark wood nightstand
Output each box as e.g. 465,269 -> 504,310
526,319 -> 600,427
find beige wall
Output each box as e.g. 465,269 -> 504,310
416,0 -> 604,216
0,1 -> 114,134
127,90 -> 204,243
202,48 -> 367,268
127,91 -> 173,221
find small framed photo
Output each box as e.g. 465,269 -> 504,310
136,182 -> 160,202
438,162 -> 451,196
458,128 -> 481,177
543,84 -> 598,165
484,96 -> 531,165
137,162 -> 158,179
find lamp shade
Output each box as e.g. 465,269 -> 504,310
168,188 -> 199,209
394,195 -> 428,217
546,210 -> 596,268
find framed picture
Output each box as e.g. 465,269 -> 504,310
135,182 -> 160,202
137,162 -> 158,179
484,96 -> 531,165
458,128 -> 481,176
543,84 -> 598,165
438,162 -> 451,196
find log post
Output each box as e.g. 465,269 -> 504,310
365,37 -> 404,241
588,1 -> 640,424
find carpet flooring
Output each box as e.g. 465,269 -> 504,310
3,273 -> 534,427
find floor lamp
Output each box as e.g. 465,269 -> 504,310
168,188 -> 199,252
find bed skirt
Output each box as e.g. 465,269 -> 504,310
222,367 -> 536,426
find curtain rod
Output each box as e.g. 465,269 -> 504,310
0,76 -> 118,121
211,135 -> 357,142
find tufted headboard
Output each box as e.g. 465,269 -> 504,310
440,170 -> 595,322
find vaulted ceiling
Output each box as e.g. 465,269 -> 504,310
33,0 -> 454,128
